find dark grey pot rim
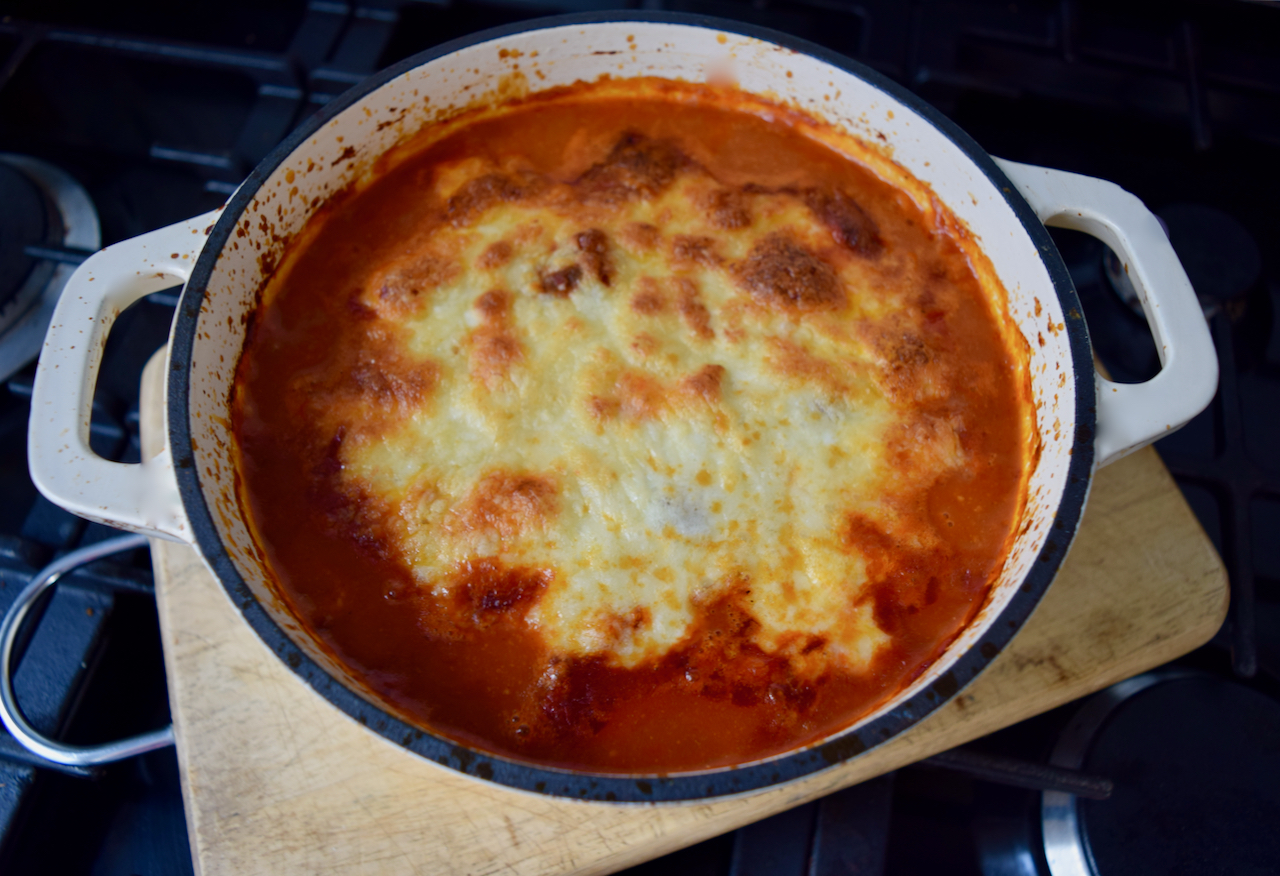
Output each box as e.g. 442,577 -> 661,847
168,10 -> 1096,803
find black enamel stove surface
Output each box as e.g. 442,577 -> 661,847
1,2 -> 1278,874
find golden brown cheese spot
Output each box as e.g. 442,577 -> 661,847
587,395 -> 621,421
679,363 -> 726,404
706,188 -> 751,230
803,188 -> 882,257
588,366 -> 676,424
468,289 -> 521,387
478,240 -> 514,269
630,332 -> 659,358
674,277 -> 714,340
539,264 -> 583,297
616,370 -> 667,421
764,336 -> 854,398
889,332 -> 930,369
470,331 -> 521,388
577,132 -> 684,204
575,228 -> 613,286
867,323 -> 948,403
671,234 -> 721,268
288,335 -> 442,441
347,353 -> 439,416
629,278 -> 666,314
621,222 -> 661,251
474,288 -> 510,319
735,233 -> 844,310
366,250 -> 459,316
448,471 -> 559,541
446,172 -> 537,227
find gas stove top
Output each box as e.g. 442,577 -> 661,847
1,2 -> 1277,874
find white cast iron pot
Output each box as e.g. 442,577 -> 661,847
24,14 -> 1217,801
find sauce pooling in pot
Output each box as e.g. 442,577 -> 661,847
233,80 -> 1034,772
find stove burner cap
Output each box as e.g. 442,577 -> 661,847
0,162 -> 51,313
1047,674 -> 1280,876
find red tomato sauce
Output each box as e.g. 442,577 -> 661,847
233,82 -> 1033,773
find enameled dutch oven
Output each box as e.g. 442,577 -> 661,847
23,13 -> 1216,802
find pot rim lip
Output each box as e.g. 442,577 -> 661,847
168,10 -> 1096,803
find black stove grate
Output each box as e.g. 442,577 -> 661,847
0,2 -> 1277,874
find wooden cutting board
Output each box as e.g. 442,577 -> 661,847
139,352 -> 1228,876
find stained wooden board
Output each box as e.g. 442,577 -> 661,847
139,352 -> 1228,876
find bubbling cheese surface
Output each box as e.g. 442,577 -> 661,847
234,81 -> 1034,773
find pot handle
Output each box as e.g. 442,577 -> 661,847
28,210 -> 222,543
994,159 -> 1218,468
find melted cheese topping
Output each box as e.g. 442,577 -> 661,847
234,82 -> 1033,772
351,164 -> 916,672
